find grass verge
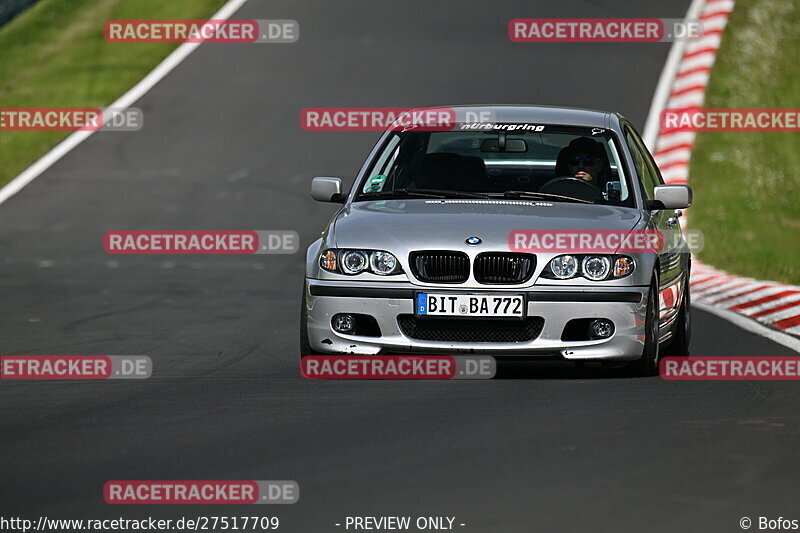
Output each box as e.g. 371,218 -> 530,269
0,0 -> 227,187
690,0 -> 800,284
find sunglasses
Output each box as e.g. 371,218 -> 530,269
567,155 -> 599,166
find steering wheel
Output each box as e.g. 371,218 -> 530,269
539,176 -> 603,202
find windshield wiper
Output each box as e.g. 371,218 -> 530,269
488,190 -> 595,204
359,189 -> 490,200
406,189 -> 490,199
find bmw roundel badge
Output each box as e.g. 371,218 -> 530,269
466,236 -> 482,245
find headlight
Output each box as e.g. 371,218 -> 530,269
341,250 -> 369,274
550,255 -> 579,279
582,256 -> 611,281
370,251 -> 400,275
320,249 -> 403,276
543,254 -> 634,281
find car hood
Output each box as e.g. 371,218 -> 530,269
333,199 -> 641,250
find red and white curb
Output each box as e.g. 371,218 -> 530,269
692,264 -> 800,336
647,0 -> 800,341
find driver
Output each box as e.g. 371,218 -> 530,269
554,137 -> 611,187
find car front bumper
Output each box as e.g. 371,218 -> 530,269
304,279 -> 649,360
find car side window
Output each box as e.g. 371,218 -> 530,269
624,128 -> 651,199
362,135 -> 401,193
629,126 -> 664,189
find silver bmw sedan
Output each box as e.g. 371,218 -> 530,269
301,105 -> 692,375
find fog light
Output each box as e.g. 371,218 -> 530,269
332,313 -> 355,334
589,319 -> 614,339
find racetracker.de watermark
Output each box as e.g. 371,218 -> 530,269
510,230 -> 662,254
661,108 -> 800,132
0,107 -> 143,131
508,18 -> 703,42
0,356 -> 151,379
104,19 -> 299,43
103,231 -> 299,254
104,480 -> 299,504
300,107 -> 460,131
301,355 -> 496,380
661,357 -> 800,380
509,230 -> 704,254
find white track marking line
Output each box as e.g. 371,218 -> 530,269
0,0 -> 250,207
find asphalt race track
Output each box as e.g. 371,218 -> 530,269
2,1 -> 800,531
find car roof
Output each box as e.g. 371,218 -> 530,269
422,104 -> 616,128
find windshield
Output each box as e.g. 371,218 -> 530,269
355,124 -> 634,206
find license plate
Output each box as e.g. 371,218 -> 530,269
416,293 -> 525,318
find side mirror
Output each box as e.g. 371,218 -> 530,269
647,184 -> 692,210
311,177 -> 345,203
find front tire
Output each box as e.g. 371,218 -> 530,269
663,279 -> 691,357
632,274 -> 660,376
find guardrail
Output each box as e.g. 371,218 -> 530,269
0,0 -> 39,27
